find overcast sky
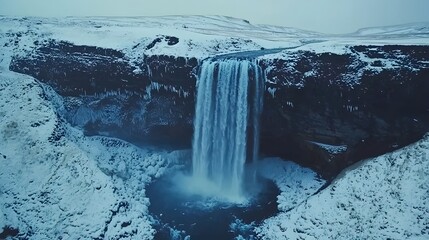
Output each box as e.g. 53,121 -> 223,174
0,0 -> 428,33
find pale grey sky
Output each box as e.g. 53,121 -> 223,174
0,0 -> 428,33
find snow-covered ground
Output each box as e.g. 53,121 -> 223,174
257,158 -> 326,212
256,134 -> 429,239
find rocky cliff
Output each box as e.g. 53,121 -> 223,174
10,39 -> 429,179
261,46 -> 429,178
10,40 -> 198,147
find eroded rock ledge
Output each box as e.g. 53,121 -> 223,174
10,40 -> 429,179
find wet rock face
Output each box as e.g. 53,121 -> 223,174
9,41 -> 429,179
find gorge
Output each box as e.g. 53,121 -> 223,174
1,16 -> 428,239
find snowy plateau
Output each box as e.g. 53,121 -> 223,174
0,16 -> 429,239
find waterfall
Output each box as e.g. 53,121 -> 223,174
191,58 -> 263,202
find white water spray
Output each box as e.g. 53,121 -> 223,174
191,58 -> 264,203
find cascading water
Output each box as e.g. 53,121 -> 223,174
191,58 -> 264,203
147,58 -> 277,239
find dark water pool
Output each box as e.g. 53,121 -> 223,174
146,172 -> 280,240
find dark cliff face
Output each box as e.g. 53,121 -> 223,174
10,40 -> 198,147
260,46 -> 429,178
10,40 -> 429,179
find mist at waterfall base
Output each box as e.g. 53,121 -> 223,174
147,167 -> 279,239
146,59 -> 279,239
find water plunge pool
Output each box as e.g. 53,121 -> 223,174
146,169 -> 280,240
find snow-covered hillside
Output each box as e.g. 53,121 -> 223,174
0,15 -> 311,60
1,16 -> 428,62
0,70 -> 173,239
353,22 -> 429,37
256,134 -> 429,239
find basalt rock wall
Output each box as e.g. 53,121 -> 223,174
10,41 -> 429,179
